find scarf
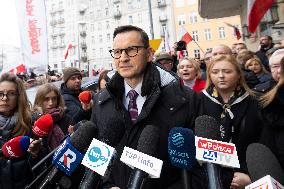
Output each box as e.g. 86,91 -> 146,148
0,113 -> 18,140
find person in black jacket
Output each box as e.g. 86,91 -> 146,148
0,73 -> 42,188
86,25 -> 198,189
60,67 -> 91,123
260,56 -> 284,170
193,55 -> 262,189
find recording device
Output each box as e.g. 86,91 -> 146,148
1,136 -> 30,158
195,115 -> 222,189
120,125 -> 163,189
168,127 -> 197,189
32,113 -> 53,138
175,41 -> 187,51
38,121 -> 98,189
246,143 -> 284,185
79,91 -> 92,104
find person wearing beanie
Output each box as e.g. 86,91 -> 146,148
154,53 -> 174,72
60,67 -> 91,123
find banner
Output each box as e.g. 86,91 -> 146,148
15,0 -> 48,74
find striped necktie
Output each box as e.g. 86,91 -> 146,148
127,90 -> 138,123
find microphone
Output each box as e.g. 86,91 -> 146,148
79,91 -> 92,104
39,121 -> 98,189
120,125 -> 163,189
79,119 -> 125,189
195,115 -> 222,189
168,127 -> 196,189
246,143 -> 284,185
1,136 -> 30,158
32,113 -> 53,138
245,175 -> 283,189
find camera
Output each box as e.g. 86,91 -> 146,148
175,40 -> 187,51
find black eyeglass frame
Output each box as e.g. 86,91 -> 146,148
109,45 -> 147,59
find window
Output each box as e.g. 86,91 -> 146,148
98,22 -> 102,30
54,64 -> 58,69
91,24 -> 94,32
178,14 -> 186,26
99,35 -> 103,43
194,49 -> 200,58
204,29 -> 212,40
92,36 -> 95,44
92,48 -> 96,57
105,8 -> 109,16
218,27 -> 226,39
128,15 -> 133,24
188,0 -> 196,5
176,0 -> 185,7
106,21 -> 110,29
192,30 -> 198,41
189,12 -> 198,23
138,13 -> 142,23
100,48 -> 103,56
107,33 -> 110,42
128,0 -> 134,9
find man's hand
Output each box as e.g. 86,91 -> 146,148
230,172 -> 251,189
28,138 -> 42,158
81,100 -> 93,111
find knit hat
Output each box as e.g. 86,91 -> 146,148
63,67 -> 81,83
155,53 -> 173,62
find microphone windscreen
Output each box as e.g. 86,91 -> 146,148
246,143 -> 284,184
70,121 -> 98,152
137,125 -> 159,156
79,91 -> 92,104
2,136 -> 30,158
168,127 -> 196,171
32,113 -> 53,137
195,115 -> 220,141
99,121 -> 125,146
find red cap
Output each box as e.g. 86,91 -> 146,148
79,91 -> 92,104
32,114 -> 53,137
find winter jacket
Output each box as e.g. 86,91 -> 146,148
91,63 -> 199,189
60,84 -> 91,124
260,84 -> 284,170
191,89 -> 262,189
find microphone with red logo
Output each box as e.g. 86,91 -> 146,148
38,121 -> 98,189
78,91 -> 92,104
1,136 -> 30,159
32,113 -> 54,139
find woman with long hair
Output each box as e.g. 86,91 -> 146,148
260,56 -> 284,169
177,57 -> 206,92
33,83 -> 74,151
0,73 -> 41,188
193,55 -> 262,189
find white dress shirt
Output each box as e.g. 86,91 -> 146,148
123,80 -> 146,115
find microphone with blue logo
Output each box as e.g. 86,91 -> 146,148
168,127 -> 197,189
79,121 -> 125,189
38,121 -> 98,189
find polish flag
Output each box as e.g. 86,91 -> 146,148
247,0 -> 274,33
179,26 -> 193,44
64,43 -> 73,60
225,23 -> 242,40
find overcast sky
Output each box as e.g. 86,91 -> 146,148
0,1 -> 20,47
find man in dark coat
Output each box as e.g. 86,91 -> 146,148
60,67 -> 91,123
90,25 -> 198,189
255,35 -> 274,71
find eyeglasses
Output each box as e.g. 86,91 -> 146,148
0,91 -> 19,100
109,46 -> 147,59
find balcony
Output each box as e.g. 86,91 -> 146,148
113,10 -> 122,19
157,0 -> 167,8
50,20 -> 57,26
59,30 -> 65,36
51,31 -> 58,37
81,42 -> 87,49
81,55 -> 88,62
58,7 -> 64,12
159,15 -> 167,22
50,43 -> 58,49
113,0 -> 121,3
59,43 -> 66,48
57,18 -> 65,24
80,31 -> 87,37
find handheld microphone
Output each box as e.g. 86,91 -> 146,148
32,113 -> 53,138
122,125 -> 162,189
246,143 -> 284,185
1,136 -> 30,158
195,115 -> 222,189
245,175 -> 283,189
39,121 -> 98,189
168,127 -> 196,189
79,119 -> 125,189
79,91 -> 92,104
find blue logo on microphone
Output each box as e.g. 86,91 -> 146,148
87,145 -> 110,167
172,133 -> 184,147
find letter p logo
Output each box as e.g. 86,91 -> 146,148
59,149 -> 77,169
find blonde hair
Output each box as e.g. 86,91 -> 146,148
261,56 -> 284,107
0,73 -> 31,136
33,83 -> 65,113
206,55 -> 254,95
177,57 -> 202,79
245,56 -> 269,75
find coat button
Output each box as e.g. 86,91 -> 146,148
170,107 -> 174,111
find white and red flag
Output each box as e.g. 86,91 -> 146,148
247,0 -> 274,33
179,26 -> 193,44
64,43 -> 73,60
225,23 -> 242,40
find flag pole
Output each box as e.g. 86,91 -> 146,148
192,40 -> 205,54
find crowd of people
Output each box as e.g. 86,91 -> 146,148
0,25 -> 283,188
